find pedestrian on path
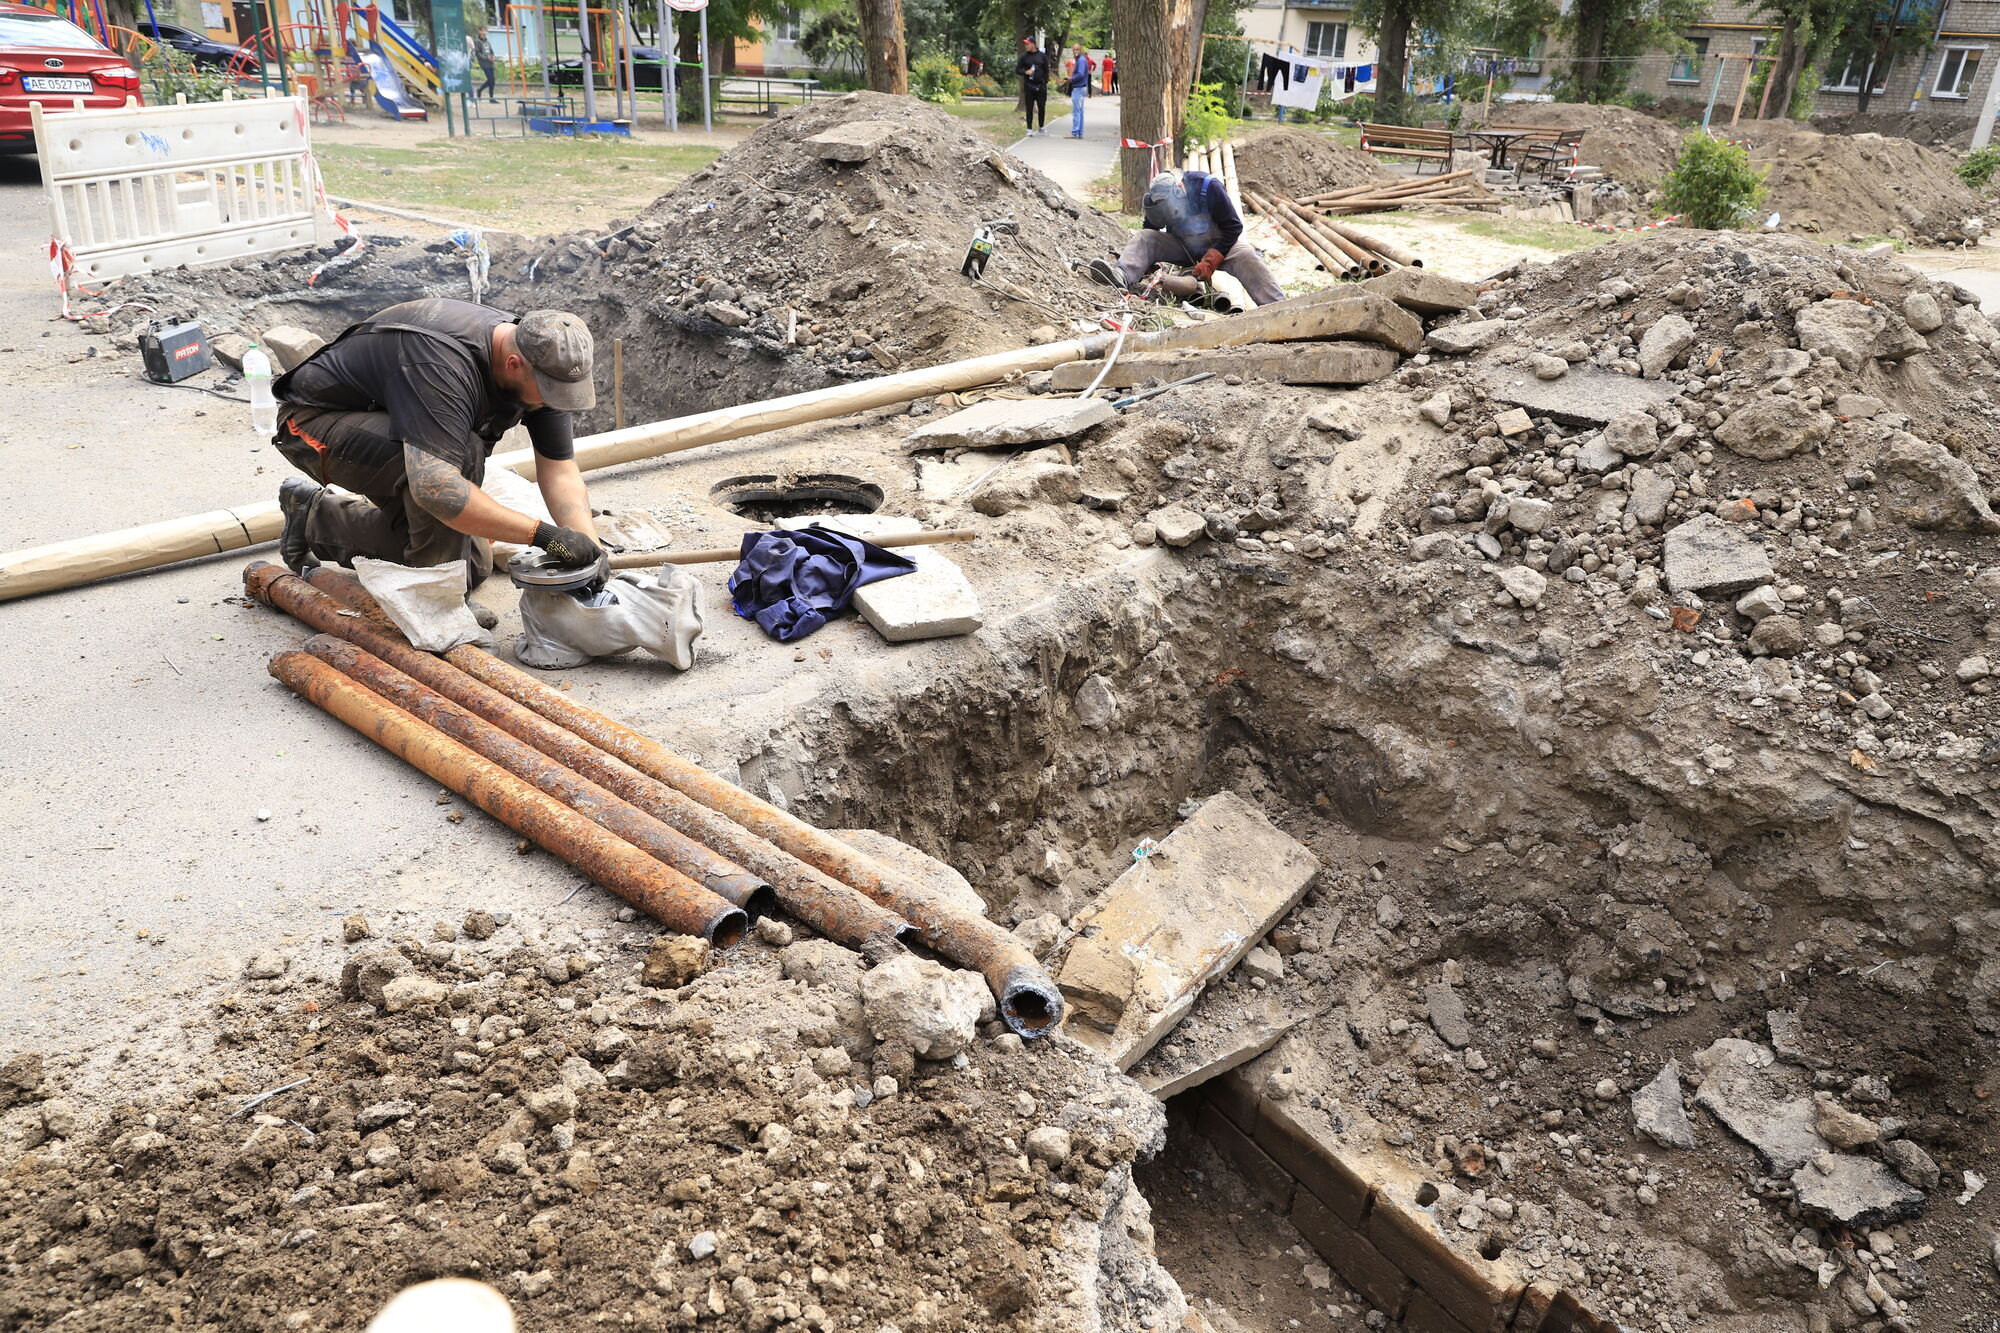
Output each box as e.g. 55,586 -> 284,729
1102,51 -> 1116,94
1016,36 -> 1049,136
1066,44 -> 1092,138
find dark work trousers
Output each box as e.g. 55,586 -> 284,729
1022,79 -> 1047,130
476,56 -> 496,98
273,405 -> 494,589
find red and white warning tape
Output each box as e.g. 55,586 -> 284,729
1119,135 -> 1174,176
1575,213 -> 1679,234
308,212 -> 367,288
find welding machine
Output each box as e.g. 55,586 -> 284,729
139,320 -> 213,383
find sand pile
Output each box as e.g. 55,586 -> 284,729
1231,128 -> 1389,199
1488,102 -> 1685,185
0,920 -> 1180,1331
1735,124 -> 1987,242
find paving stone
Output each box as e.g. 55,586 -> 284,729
1046,340 -> 1399,391
1057,791 -> 1321,1070
1663,514 -> 1775,595
803,119 -> 901,162
904,395 -> 1115,451
1483,366 -> 1678,427
817,514 -> 985,641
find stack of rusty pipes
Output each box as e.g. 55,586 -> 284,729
244,562 -> 1066,1039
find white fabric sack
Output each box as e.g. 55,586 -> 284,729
516,565 -> 705,670
352,558 -> 486,652
479,468 -> 556,563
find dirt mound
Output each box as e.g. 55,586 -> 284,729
0,926 -> 1179,1331
1735,124 -> 1987,243
1488,102 -> 1684,184
1231,128 -> 1388,198
1811,109 -> 1974,151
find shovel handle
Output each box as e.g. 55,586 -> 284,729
606,528 -> 978,571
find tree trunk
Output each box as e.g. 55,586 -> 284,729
1765,16 -> 1800,119
857,0 -> 908,95
1858,40 -> 1891,113
1375,1 -> 1410,124
1572,0 -> 1609,102
1111,0 -> 1195,211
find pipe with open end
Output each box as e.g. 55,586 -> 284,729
302,633 -> 784,922
267,649 -> 748,946
249,563 -> 911,956
283,564 -> 1068,1038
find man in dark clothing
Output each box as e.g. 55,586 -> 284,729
1015,36 -> 1049,136
1087,168 -> 1285,306
271,298 -> 604,607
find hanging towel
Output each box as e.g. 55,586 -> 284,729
728,526 -> 917,643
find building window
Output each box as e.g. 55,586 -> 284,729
1936,45 -> 1983,99
1821,52 -> 1888,93
1670,36 -> 1707,84
1305,21 -> 1345,60
767,8 -> 800,43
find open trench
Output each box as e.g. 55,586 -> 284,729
721,547 -> 1998,1332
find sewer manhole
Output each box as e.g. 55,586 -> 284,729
710,473 -> 884,523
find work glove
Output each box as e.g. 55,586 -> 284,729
1190,248 -> 1226,282
533,521 -> 603,568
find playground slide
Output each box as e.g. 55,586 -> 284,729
376,13 -> 441,105
360,45 -> 427,120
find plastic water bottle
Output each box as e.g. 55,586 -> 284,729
244,345 -> 277,435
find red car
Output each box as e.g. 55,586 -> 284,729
0,2 -> 143,155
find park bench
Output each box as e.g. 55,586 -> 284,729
1358,123 -> 1454,173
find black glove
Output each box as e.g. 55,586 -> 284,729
533,522 -> 603,568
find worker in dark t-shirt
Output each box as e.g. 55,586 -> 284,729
1016,36 -> 1049,136
270,299 -> 604,613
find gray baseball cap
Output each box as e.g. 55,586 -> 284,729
515,310 -> 596,412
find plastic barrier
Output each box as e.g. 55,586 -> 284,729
33,91 -> 338,296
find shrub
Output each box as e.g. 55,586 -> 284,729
1341,92 -> 1375,123
1660,129 -> 1767,229
1620,88 -> 1659,111
1184,80 -> 1232,147
910,52 -> 962,105
1958,145 -> 2000,190
962,73 -> 1004,98
144,46 -> 229,103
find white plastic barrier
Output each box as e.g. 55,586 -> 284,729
32,91 -> 338,297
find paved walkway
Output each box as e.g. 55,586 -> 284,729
1006,93 -> 1121,203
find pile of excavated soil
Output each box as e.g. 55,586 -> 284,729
0,920 -> 1180,1332
1486,102 -> 1684,185
1231,128 -> 1388,199
1811,109 -> 1973,152
1734,124 -> 1988,243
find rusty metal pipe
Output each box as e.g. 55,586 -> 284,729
302,633 -> 782,922
284,562 -> 1065,1037
252,563 -> 910,954
267,649 -> 748,946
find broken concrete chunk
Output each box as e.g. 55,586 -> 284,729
905,396 -> 1114,452
1715,396 -> 1833,461
378,975 -> 449,1013
1425,982 -> 1471,1049
1486,366 -> 1677,427
817,513 -> 983,641
1418,392 -> 1452,426
1148,504 -> 1207,547
260,325 -> 325,372
1056,791 -> 1321,1070
860,954 -> 992,1060
1637,313 -> 1695,378
1602,411 -> 1660,459
1791,1153 -> 1928,1228
1882,1137 -> 1941,1190
967,449 -> 1080,516
1735,585 -> 1785,621
1360,266 -> 1479,314
1691,1037 -> 1829,1174
1795,297 -> 1884,372
1048,341 -> 1398,391
1663,514 -> 1775,595
640,935 -> 710,990
1902,289 -> 1944,332
1632,1060 -> 1696,1149
1814,1094 -> 1881,1149
1424,317 -> 1507,355
1877,432 -> 2000,533
210,333 -> 252,371
803,119 -> 902,162
1624,468 -> 1674,526
1497,565 -> 1546,608
1241,944 -> 1285,983
1834,393 -> 1885,420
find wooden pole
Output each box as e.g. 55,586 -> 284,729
1730,54 -> 1752,127
1306,167 -> 1478,204
613,337 -> 625,431
0,295 -> 1385,602
1219,138 -> 1241,210
607,528 -> 975,570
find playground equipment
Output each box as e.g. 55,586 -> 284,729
507,0 -> 710,133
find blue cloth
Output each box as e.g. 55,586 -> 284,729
727,526 -> 917,642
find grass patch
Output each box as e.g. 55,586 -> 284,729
314,136 -> 722,230
941,98 -> 1030,149
1456,216 -> 1613,253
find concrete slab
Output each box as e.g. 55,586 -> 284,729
1136,1009 -> 1316,1100
1664,514 -> 1776,595
1482,366 -> 1679,427
1360,267 -> 1480,315
1056,790 -> 1321,1070
817,513 -> 984,642
903,395 -> 1116,452
804,119 -> 902,163
1047,341 -> 1399,391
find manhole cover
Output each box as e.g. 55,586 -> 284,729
710,473 -> 884,523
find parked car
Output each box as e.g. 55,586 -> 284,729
0,2 -> 142,154
135,20 -> 239,70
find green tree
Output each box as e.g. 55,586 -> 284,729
1818,0 -> 1937,114
1556,0 -> 1710,103
1351,0 -> 1462,124
801,8 -> 863,73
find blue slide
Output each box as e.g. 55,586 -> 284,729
360,45 -> 427,120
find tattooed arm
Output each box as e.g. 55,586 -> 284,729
403,443 -> 542,544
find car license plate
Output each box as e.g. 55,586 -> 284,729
24,76 -> 95,93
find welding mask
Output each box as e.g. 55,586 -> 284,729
1141,169 -> 1215,248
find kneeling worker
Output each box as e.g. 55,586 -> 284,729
1089,168 -> 1284,308
271,298 -> 605,620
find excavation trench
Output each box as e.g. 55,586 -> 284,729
749,558 -> 1997,1332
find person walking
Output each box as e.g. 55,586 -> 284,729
1102,50 -> 1116,94
471,28 -> 497,100
1066,43 -> 1092,138
1015,36 -> 1049,136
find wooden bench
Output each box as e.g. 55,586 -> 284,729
1358,123 -> 1454,173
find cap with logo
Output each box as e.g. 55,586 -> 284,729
515,310 -> 596,412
